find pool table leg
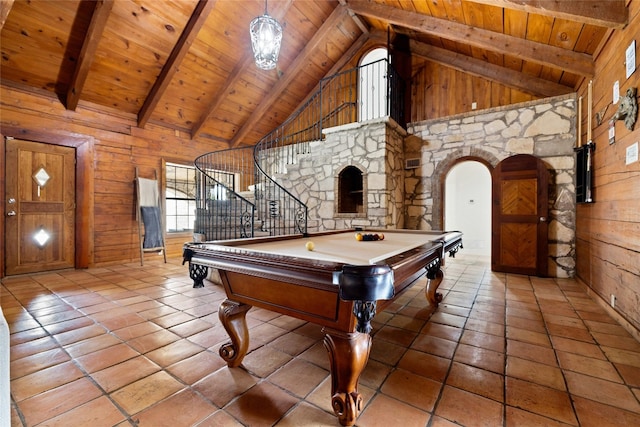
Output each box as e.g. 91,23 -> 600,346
425,258 -> 444,306
218,299 -> 251,367
323,328 -> 372,426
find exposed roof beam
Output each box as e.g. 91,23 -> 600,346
65,0 -> 114,111
0,0 -> 14,31
466,0 -> 628,29
410,40 -> 573,98
190,0 -> 294,140
230,5 -> 350,147
346,0 -> 595,77
338,0 -> 369,33
138,0 -> 215,128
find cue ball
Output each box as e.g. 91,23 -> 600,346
305,241 -> 315,251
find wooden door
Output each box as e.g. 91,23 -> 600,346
492,154 -> 548,276
5,139 -> 75,275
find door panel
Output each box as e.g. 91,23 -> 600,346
492,154 -> 548,276
5,139 -> 75,275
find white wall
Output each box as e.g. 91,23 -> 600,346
445,161 -> 491,256
0,306 -> 9,427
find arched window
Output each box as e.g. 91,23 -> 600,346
338,166 -> 364,214
358,47 -> 388,122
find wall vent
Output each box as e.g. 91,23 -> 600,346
405,158 -> 421,169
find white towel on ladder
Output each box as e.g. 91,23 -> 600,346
138,177 -> 159,207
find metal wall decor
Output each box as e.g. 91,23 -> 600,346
611,87 -> 638,131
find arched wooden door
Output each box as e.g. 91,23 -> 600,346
492,154 -> 548,276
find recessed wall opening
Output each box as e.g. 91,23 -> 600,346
444,160 -> 491,256
338,166 -> 364,214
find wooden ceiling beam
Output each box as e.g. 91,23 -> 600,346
466,0 -> 628,29
338,0 -> 369,33
410,40 -> 574,97
346,0 -> 595,77
230,5 -> 350,147
65,0 -> 114,111
190,0 -> 294,140
137,0 -> 216,128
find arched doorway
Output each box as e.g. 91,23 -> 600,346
358,47 -> 388,122
338,165 -> 364,214
444,160 -> 491,256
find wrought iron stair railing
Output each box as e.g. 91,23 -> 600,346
193,58 -> 404,241
193,147 -> 256,241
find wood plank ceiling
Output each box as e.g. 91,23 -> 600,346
0,0 -> 628,148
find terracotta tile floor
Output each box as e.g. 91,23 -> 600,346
3,253 -> 640,426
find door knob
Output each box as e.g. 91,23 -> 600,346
539,216 -> 547,222
8,198 -> 15,204
7,210 -> 16,216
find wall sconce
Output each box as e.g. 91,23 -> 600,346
249,0 -> 283,70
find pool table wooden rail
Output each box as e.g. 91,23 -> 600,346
184,236 -> 446,330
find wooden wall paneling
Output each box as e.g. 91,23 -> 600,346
510,90 -> 534,105
0,86 -> 135,135
462,75 -> 474,113
410,61 -> 425,122
424,61 -> 436,119
490,82 -> 509,108
410,58 -> 544,122
575,0 -> 640,334
440,67 -> 452,116
575,210 -> 592,283
476,78 -> 493,113
459,69 -> 473,114
590,240 -> 640,331
435,64 -> 448,117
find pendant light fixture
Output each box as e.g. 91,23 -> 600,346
249,0 -> 283,70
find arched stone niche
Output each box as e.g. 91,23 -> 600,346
335,163 -> 368,218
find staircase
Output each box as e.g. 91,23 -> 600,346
192,58 -> 404,241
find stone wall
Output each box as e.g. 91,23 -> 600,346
405,93 -> 577,278
278,118 -> 406,231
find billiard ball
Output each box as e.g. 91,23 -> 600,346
305,241 -> 315,251
355,233 -> 363,241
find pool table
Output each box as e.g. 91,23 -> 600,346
182,229 -> 462,426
